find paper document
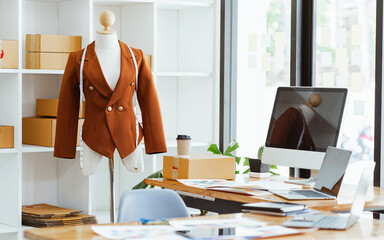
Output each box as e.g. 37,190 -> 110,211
177,179 -> 247,188
169,218 -> 264,229
170,219 -> 300,239
177,179 -> 300,196
178,179 -> 301,190
91,225 -> 184,240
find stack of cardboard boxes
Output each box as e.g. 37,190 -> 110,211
0,40 -> 17,148
22,203 -> 97,228
26,34 -> 81,70
0,40 -> 18,69
22,99 -> 84,147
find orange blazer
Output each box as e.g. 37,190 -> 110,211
54,41 -> 167,159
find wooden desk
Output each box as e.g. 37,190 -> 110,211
144,175 -> 384,213
24,213 -> 384,240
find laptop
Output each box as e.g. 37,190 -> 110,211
269,147 -> 351,200
283,163 -> 375,230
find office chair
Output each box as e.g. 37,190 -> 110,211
117,189 -> 190,222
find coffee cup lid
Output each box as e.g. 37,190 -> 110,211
177,135 -> 191,140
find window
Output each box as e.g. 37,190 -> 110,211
236,0 -> 291,175
315,0 -> 376,184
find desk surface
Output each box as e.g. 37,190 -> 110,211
24,213 -> 384,240
144,175 -> 384,211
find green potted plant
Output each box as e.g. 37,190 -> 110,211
249,146 -> 279,175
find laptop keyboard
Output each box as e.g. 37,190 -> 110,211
314,216 -> 348,228
290,190 -> 330,198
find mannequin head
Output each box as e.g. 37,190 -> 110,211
97,10 -> 116,35
308,94 -> 322,108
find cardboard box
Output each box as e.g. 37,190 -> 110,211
22,117 -> 83,147
0,40 -> 18,69
36,99 -> 85,118
163,154 -> 235,180
26,34 -> 82,53
26,52 -> 69,70
0,126 -> 14,148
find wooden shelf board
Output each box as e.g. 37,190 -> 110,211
156,72 -> 212,77
21,69 -> 64,75
0,223 -> 18,234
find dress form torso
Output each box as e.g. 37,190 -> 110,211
81,33 -> 121,175
94,33 -> 121,90
299,104 -> 315,123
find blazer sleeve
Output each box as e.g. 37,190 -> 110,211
54,52 -> 80,159
137,50 -> 167,154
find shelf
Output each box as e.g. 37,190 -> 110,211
94,0 -> 154,5
22,144 -> 81,153
157,1 -> 213,9
156,72 -> 212,77
21,69 -> 64,75
0,148 -> 19,154
166,139 -> 210,148
21,142 -> 208,153
0,223 -> 18,234
0,69 -> 18,74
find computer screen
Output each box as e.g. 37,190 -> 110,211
262,87 -> 347,170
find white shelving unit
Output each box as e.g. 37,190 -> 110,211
0,0 -> 219,239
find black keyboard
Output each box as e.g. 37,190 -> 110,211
290,190 -> 331,198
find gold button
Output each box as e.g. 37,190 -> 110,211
130,82 -> 134,86
107,106 -> 112,112
118,106 -> 124,112
89,86 -> 94,91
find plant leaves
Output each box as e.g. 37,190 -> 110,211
269,171 -> 280,175
270,165 -> 278,169
243,157 -> 250,166
235,170 -> 240,174
224,140 -> 239,155
207,144 -> 222,154
243,168 -> 250,174
132,169 -> 163,189
257,146 -> 264,159
132,180 -> 148,190
235,157 -> 241,165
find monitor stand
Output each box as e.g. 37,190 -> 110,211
284,170 -> 319,186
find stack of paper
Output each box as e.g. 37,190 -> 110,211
177,179 -> 301,196
22,203 -> 97,228
242,202 -> 318,217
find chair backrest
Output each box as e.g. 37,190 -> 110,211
117,189 -> 190,223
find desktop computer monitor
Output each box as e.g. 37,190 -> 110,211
262,87 -> 347,170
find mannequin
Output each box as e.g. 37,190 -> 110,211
54,10 -> 167,223
81,10 -> 120,176
81,11 -> 143,176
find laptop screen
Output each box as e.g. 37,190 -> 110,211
314,147 -> 352,196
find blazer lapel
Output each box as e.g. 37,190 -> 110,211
82,42 -> 113,99
108,41 -> 137,106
